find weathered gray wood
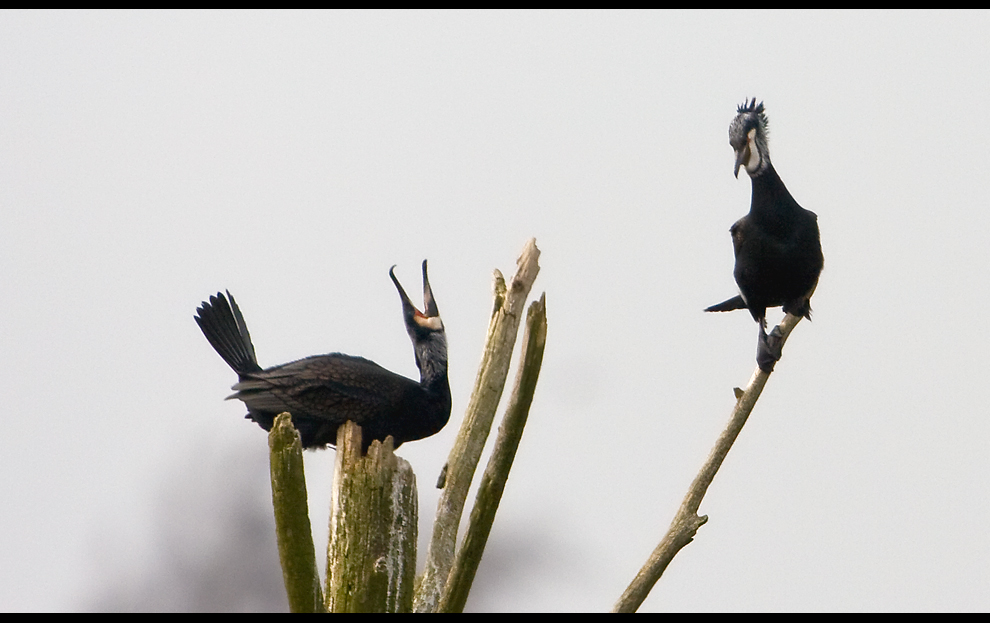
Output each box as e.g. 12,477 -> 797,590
325,421 -> 418,613
439,294 -> 548,613
613,313 -> 805,613
414,239 -> 541,612
268,413 -> 325,613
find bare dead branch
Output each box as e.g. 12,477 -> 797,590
439,294 -> 548,612
414,239 -> 541,612
613,313 -> 804,613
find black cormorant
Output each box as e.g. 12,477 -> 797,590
194,261 -> 451,449
706,99 -> 824,372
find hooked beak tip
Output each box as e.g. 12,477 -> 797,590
421,260 -> 439,318
733,146 -> 747,179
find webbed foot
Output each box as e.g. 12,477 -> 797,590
757,326 -> 784,373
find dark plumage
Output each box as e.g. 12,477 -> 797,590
706,99 -> 824,372
194,261 -> 450,449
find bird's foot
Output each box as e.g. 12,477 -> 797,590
757,326 -> 784,373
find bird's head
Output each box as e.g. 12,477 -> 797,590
391,260 -> 447,383
390,260 -> 444,341
729,98 -> 770,178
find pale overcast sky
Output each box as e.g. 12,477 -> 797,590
1,10 -> 988,612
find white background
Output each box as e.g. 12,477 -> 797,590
1,10 -> 988,611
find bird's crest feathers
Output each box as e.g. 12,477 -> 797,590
736,97 -> 769,137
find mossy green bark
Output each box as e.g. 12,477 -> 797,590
268,413 -> 325,613
325,421 -> 418,613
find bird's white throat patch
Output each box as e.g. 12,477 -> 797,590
744,128 -> 762,175
414,315 -> 444,331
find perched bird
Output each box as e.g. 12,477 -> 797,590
706,99 -> 824,372
194,261 -> 451,450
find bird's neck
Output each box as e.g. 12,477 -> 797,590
414,333 -> 448,391
749,162 -> 800,231
411,335 -> 451,438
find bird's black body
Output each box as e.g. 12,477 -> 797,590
194,261 -> 451,450
706,99 -> 824,371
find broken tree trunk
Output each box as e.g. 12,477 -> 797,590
324,421 -> 418,613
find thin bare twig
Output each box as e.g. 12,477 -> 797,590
613,313 -> 804,613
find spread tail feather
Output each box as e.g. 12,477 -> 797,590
704,295 -> 747,313
195,291 -> 262,375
